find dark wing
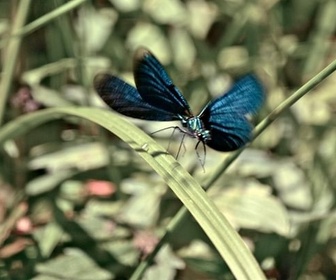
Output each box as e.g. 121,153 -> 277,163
133,47 -> 193,117
200,74 -> 264,151
94,73 -> 179,121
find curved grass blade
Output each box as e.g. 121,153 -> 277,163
0,107 -> 266,280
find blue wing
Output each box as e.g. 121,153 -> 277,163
133,48 -> 193,117
94,73 -> 179,121
200,74 -> 264,151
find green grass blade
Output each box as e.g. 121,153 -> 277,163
0,0 -> 31,125
0,107 -> 266,280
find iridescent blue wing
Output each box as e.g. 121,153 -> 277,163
94,73 -> 179,121
133,48 -> 193,117
200,74 -> 264,151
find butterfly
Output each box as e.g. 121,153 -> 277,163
94,47 -> 264,153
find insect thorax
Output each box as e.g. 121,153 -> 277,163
180,115 -> 211,142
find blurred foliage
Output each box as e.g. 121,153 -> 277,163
0,0 -> 336,279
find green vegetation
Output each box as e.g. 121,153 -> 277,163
0,1 -> 335,279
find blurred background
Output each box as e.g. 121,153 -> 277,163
0,0 -> 336,279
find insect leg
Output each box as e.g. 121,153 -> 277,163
176,133 -> 186,160
195,141 -> 206,171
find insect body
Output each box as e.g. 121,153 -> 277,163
94,48 -> 264,152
